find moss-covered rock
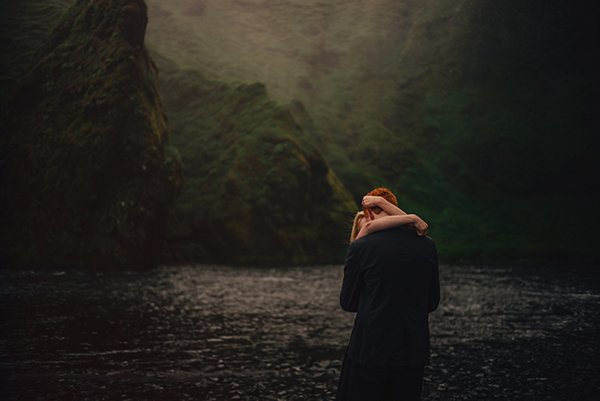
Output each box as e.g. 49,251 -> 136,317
159,68 -> 356,264
2,0 -> 183,270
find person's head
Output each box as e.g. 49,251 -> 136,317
362,187 -> 398,219
350,211 -> 366,242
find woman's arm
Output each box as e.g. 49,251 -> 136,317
355,214 -> 428,239
362,196 -> 407,216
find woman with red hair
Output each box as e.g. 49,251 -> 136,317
350,192 -> 428,242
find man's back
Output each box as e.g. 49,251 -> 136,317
340,226 -> 440,367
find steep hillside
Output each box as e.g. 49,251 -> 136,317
158,64 -> 356,264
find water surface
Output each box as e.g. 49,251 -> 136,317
1,264 -> 598,400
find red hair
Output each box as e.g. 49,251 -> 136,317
362,187 -> 398,216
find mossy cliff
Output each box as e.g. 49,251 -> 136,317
158,66 -> 357,264
2,0 -> 183,270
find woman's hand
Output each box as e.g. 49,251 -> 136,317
362,195 -> 408,216
410,214 -> 428,236
362,196 -> 384,209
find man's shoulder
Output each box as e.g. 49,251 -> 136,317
385,227 -> 437,249
353,227 -> 437,246
423,234 -> 435,244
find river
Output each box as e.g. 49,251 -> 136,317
1,264 -> 598,400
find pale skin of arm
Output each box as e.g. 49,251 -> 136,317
362,195 -> 408,216
356,196 -> 429,239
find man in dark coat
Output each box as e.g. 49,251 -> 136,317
337,188 -> 440,401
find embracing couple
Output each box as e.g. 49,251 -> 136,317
337,187 -> 441,401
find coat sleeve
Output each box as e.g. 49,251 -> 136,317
428,242 -> 441,313
340,242 -> 363,312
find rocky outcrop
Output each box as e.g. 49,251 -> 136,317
3,0 -> 183,270
159,68 -> 357,264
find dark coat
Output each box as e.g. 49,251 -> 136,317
340,226 -> 440,367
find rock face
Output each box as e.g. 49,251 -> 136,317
159,68 -> 357,264
2,0 -> 183,270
